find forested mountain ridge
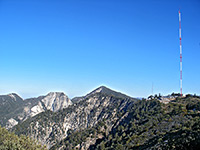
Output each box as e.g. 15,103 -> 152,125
12,86 -> 138,149
50,95 -> 200,150
1,86 -> 200,150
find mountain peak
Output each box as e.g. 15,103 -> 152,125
86,86 -> 110,96
47,92 -> 65,96
97,85 -> 109,91
86,86 -> 135,100
7,93 -> 23,101
41,92 -> 72,112
71,86 -> 113,103
95,86 -> 114,94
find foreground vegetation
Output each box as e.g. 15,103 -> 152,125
0,126 -> 47,150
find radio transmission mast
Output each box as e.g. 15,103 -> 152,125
179,10 -> 182,96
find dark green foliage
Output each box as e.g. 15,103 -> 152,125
91,96 -> 200,150
171,92 -> 181,97
12,92 -> 200,150
13,110 -> 57,137
0,126 -> 47,150
50,120 -> 108,150
186,101 -> 200,111
52,95 -> 200,150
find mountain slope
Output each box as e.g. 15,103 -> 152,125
29,92 -> 72,117
13,86 -> 138,149
8,86 -> 200,150
88,96 -> 200,150
86,86 -> 134,99
0,93 -> 24,127
49,95 -> 200,150
0,92 -> 72,129
0,126 -> 47,150
71,86 -> 135,103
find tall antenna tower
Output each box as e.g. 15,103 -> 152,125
179,10 -> 182,96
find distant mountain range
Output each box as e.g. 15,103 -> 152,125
0,86 -> 136,129
0,91 -> 72,129
1,86 -> 200,150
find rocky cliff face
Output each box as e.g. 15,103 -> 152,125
4,87 -> 200,150
0,92 -> 72,129
29,92 -> 72,117
13,86 -> 137,149
41,92 -> 72,112
0,93 -> 24,127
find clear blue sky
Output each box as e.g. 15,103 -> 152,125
0,0 -> 200,98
